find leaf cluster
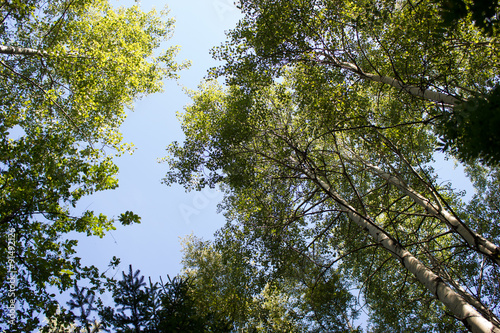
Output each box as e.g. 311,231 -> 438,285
437,84 -> 500,166
436,0 -> 500,35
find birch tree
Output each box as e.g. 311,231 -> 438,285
166,73 -> 500,331
0,0 -> 185,331
211,0 -> 500,165
165,1 -> 500,329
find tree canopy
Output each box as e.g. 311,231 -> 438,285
165,0 -> 500,332
208,0 -> 500,165
99,264 -> 227,333
179,233 -> 361,332
0,0 -> 185,331
2,0 -> 499,331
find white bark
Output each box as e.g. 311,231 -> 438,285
347,153 -> 500,266
322,56 -> 461,105
0,45 -> 47,57
292,157 -> 500,333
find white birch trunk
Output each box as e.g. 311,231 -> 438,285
347,153 -> 500,266
0,45 -> 47,57
292,157 -> 500,333
319,54 -> 461,105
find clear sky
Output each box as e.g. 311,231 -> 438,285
72,0 -> 242,299
69,0 -> 474,313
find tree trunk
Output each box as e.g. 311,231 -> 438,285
343,152 -> 500,266
317,52 -> 461,105
0,45 -> 46,57
292,156 -> 500,333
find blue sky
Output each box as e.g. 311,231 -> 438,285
70,0 -> 474,313
73,0 -> 242,291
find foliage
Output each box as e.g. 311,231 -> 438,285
103,265 -> 150,332
100,264 -> 228,333
209,0 -> 499,166
167,72 -> 499,331
155,275 -> 209,333
437,84 -> 500,166
165,1 -> 500,330
180,233 -> 361,332
0,0 -> 185,331
39,307 -> 103,333
436,0 -> 500,35
66,283 -> 99,333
